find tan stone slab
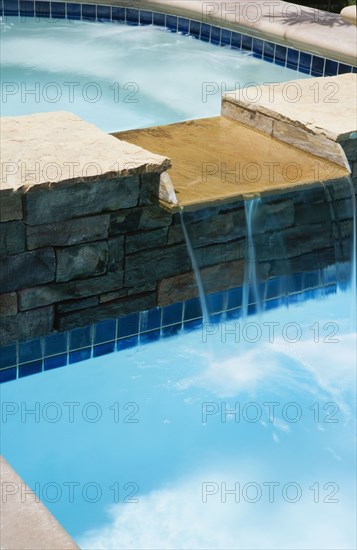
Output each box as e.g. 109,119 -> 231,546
113,116 -> 349,211
0,456 -> 78,550
78,0 -> 357,65
223,73 -> 357,167
0,112 -> 171,192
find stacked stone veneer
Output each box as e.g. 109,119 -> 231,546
1,172 -> 355,346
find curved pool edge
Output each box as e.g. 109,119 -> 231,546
49,0 -> 357,66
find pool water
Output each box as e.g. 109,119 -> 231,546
1,17 -> 310,132
1,277 -> 356,549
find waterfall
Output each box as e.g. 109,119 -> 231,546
347,175 -> 356,330
180,210 -> 210,324
242,197 -> 262,318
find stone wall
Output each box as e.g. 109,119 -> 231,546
1,172 -> 355,346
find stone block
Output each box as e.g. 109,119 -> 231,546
125,244 -> 190,286
26,214 -> 110,249
56,296 -> 99,314
0,191 -> 23,222
108,237 -> 124,273
0,306 -> 54,346
0,292 -> 18,317
195,238 -> 245,269
0,221 -> 25,258
18,271 -> 124,310
0,248 -> 55,292
188,210 -> 246,247
57,292 -> 156,331
158,259 -> 245,305
139,173 -> 161,205
25,176 -> 140,225
56,242 -> 108,282
110,205 -> 172,235
125,228 -> 168,254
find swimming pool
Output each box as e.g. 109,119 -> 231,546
1,272 -> 356,549
0,16 -> 312,131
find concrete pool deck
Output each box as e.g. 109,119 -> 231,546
84,0 -> 357,65
0,456 -> 78,549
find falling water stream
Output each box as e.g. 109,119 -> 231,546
242,197 -> 263,318
179,210 -> 210,324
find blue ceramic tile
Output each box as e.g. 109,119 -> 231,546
207,291 -> 225,314
126,7 -> 138,25
4,0 -> 19,15
324,59 -> 338,76
66,2 -> 80,20
69,348 -> 91,364
162,324 -> 182,337
97,5 -> 111,22
140,308 -> 161,332
183,318 -> 202,331
117,335 -> 138,350
303,271 -> 319,289
265,277 -> 281,300
184,297 -> 202,320
178,17 -> 189,34
69,326 -> 92,350
140,330 -> 160,343
287,48 -> 299,70
44,354 -> 67,370
93,342 -> 115,357
19,360 -> 42,378
81,3 -> 96,21
51,1 -> 65,18
200,23 -> 210,42
35,1 -> 50,17
231,32 -> 241,49
275,44 -> 287,66
19,338 -> 42,364
162,302 -> 183,326
0,367 -> 17,383
299,52 -> 312,74
225,307 -> 241,320
94,319 -> 116,344
189,20 -> 200,38
118,313 -> 139,338
227,287 -> 243,310
241,34 -> 252,51
44,332 -> 67,356
166,14 -> 177,31
263,41 -> 275,61
264,297 -> 281,312
220,29 -> 231,46
311,55 -> 324,76
210,26 -> 220,44
352,67 -> 357,74
153,12 -> 165,26
338,63 -> 351,74
140,10 -> 152,25
112,6 -> 125,22
252,37 -> 263,57
20,0 -> 34,16
0,343 -> 17,369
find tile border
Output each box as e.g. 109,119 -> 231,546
0,268 -> 340,383
1,1 -> 356,76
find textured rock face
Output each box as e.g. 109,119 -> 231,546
0,112 -> 170,192
222,74 -> 357,169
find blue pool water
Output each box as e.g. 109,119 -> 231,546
0,17 -> 310,131
1,275 -> 356,549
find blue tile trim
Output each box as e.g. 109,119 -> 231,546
0,266 -> 342,383
2,4 -> 355,76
